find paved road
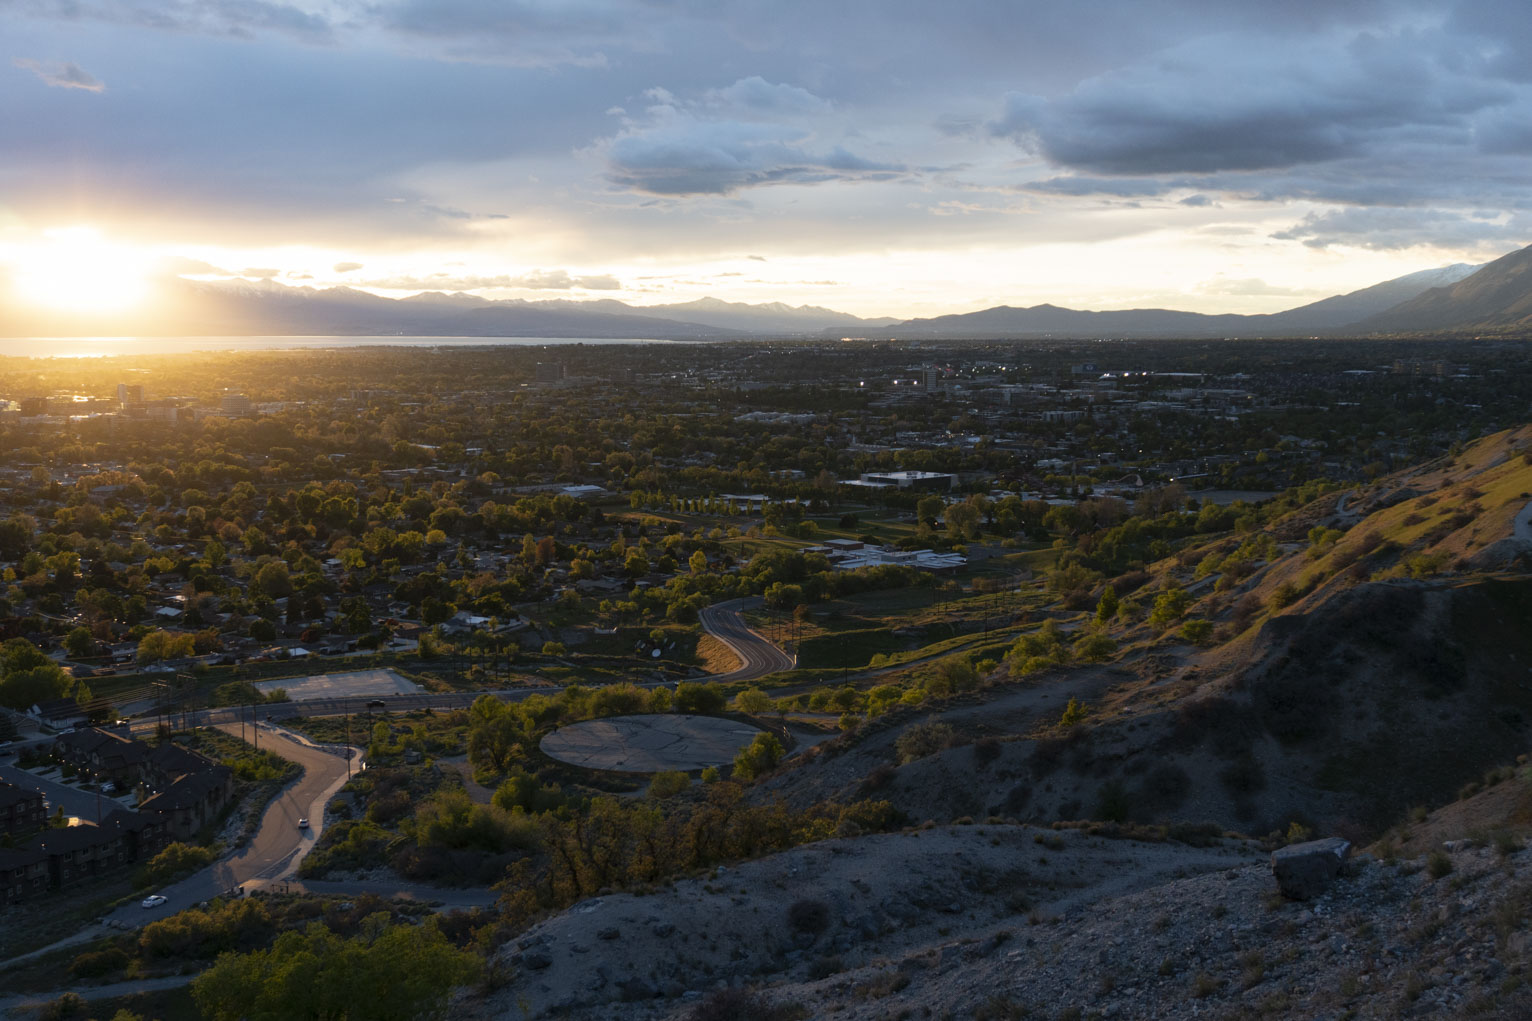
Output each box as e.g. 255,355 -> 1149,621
699,597 -> 796,683
0,974 -> 194,1016
0,764 -> 135,825
104,723 -> 357,927
125,685 -> 567,739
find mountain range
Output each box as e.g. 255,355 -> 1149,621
8,245 -> 1532,339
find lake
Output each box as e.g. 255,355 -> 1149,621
0,336 -> 685,358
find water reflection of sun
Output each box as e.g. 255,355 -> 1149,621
11,227 -> 149,314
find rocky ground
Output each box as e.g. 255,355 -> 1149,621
467,826 -> 1532,1021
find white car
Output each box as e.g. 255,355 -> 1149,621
297,818 -> 309,828
141,894 -> 167,909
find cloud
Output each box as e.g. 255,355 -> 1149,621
332,261 -> 364,273
598,79 -> 909,196
13,0 -> 333,44
361,269 -> 622,291
702,76 -> 832,117
13,58 -> 105,92
1271,207 -> 1530,249
1197,276 -> 1311,297
990,30 -> 1516,177
239,267 -> 281,278
156,255 -> 231,276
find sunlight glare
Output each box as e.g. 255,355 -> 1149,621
12,227 -> 150,315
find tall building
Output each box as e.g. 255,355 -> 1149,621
219,392 -> 253,417
921,367 -> 943,393
116,383 -> 143,406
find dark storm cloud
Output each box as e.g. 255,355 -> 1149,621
990,31 -> 1512,176
599,80 -> 908,195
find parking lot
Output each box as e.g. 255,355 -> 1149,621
253,668 -> 425,702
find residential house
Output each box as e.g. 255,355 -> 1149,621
0,782 -> 45,837
29,699 -> 88,731
139,767 -> 234,841
52,728 -> 150,786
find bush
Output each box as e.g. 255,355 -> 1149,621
1427,849 -> 1453,879
1218,754 -> 1265,795
787,898 -> 831,934
69,946 -> 130,978
648,771 -> 690,798
731,732 -> 785,781
1094,780 -> 1130,823
1179,619 -> 1214,646
688,988 -> 805,1021
972,737 -> 1001,767
674,681 -> 726,714
137,842 -> 217,888
895,719 -> 955,764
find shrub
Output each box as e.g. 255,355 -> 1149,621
1139,763 -> 1191,811
1179,619 -> 1214,646
787,898 -> 831,934
731,732 -> 785,781
37,993 -> 87,1021
1094,780 -> 1130,823
973,737 -> 1001,767
1218,754 -> 1265,795
1059,697 -> 1088,728
1073,632 -> 1117,662
648,770 -> 690,798
895,719 -> 956,764
688,988 -> 805,1021
674,682 -> 727,714
1148,585 -> 1192,628
69,946 -> 130,978
1427,850 -> 1453,879
137,842 -> 218,889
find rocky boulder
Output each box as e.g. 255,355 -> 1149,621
1271,836 -> 1351,900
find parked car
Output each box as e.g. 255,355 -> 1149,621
297,817 -> 309,828
365,699 -> 386,709
141,894 -> 167,909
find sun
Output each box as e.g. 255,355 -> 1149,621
11,227 -> 150,315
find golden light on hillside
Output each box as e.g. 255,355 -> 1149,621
11,227 -> 150,315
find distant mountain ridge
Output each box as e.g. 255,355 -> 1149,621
1353,245 -> 1532,333
4,251 -> 1531,338
852,261 -> 1485,339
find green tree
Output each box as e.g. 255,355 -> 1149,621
1147,585 -> 1193,629
732,687 -> 772,714
137,629 -> 195,665
191,916 -> 479,1021
1059,697 -> 1089,727
1094,585 -> 1119,624
64,627 -> 96,659
466,695 -> 522,775
731,732 -> 785,781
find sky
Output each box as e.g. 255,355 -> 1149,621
3,0 -> 1532,321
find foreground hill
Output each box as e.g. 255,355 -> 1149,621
751,426 -> 1532,843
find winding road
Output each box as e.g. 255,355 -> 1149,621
102,722 -> 358,927
699,597 -> 796,682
